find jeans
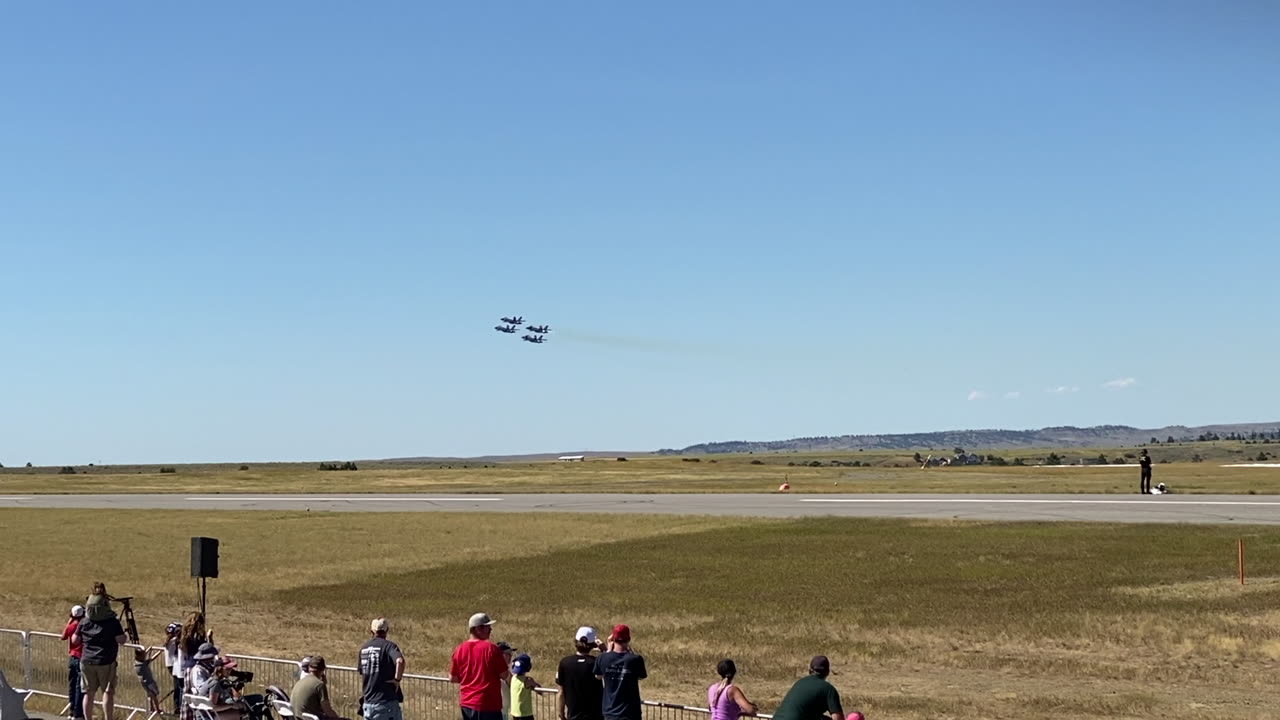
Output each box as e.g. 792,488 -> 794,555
363,702 -> 403,720
461,709 -> 503,720
68,657 -> 84,718
173,674 -> 184,714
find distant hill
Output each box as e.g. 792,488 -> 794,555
659,422 -> 1280,455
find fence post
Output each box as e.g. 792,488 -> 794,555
21,631 -> 32,690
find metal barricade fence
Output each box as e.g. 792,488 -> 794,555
0,630 -> 29,688
27,630 -> 158,719
7,628 -> 766,720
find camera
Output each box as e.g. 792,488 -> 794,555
219,669 -> 255,691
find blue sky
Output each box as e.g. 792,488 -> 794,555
2,2 -> 1277,464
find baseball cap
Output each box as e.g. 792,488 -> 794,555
512,654 -> 531,675
166,622 -> 181,635
809,655 -> 830,675
575,627 -> 597,644
300,656 -> 313,670
611,624 -> 631,643
70,605 -> 85,619
309,656 -> 326,671
495,642 -> 515,653
370,618 -> 390,633
468,612 -> 496,629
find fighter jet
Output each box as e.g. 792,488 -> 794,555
526,324 -> 550,334
521,334 -> 547,344
500,316 -> 524,325
494,324 -> 520,333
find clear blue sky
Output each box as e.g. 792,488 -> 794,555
2,2 -> 1277,465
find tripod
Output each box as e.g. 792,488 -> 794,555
110,595 -> 141,644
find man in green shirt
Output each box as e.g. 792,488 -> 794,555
290,656 -> 347,720
772,657 -> 863,720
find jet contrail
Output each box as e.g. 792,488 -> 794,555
554,328 -> 721,355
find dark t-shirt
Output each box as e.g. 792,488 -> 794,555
79,617 -> 125,666
1140,455 -> 1152,470
592,651 -> 645,720
359,636 -> 404,705
772,675 -> 842,720
557,654 -> 603,720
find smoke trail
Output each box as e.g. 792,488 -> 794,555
554,328 -> 722,355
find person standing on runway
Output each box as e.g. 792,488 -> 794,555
1139,449 -> 1153,494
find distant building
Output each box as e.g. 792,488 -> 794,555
558,455 -> 586,462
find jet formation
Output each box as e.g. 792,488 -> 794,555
494,315 -> 550,345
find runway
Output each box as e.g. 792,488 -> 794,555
1,493 -> 1278,524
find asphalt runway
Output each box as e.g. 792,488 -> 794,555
1,493 -> 1279,524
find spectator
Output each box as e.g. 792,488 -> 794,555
61,605 -> 86,720
707,660 -> 757,720
298,656 -> 313,683
510,654 -> 540,720
593,625 -> 645,720
359,618 -> 406,720
84,583 -> 112,622
290,656 -> 348,720
164,623 -> 183,714
495,642 -> 515,720
134,646 -> 164,713
556,627 -> 603,720
449,613 -> 509,720
177,612 -> 210,716
186,644 -> 245,720
1139,449 -> 1153,495
772,657 -> 862,720
77,596 -> 127,720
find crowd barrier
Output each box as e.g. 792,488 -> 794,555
2,627 -> 768,720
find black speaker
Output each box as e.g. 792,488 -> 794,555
191,537 -> 219,578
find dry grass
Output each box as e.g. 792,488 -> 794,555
3,456 -> 1280,495
3,509 -> 1280,719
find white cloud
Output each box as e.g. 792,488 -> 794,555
1046,386 -> 1080,394
967,390 -> 987,401
1003,391 -> 1021,400
1103,377 -> 1137,389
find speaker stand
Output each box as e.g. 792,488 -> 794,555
197,577 -> 208,619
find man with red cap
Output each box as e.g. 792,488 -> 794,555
592,625 -> 646,720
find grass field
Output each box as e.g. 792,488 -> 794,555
3,509 -> 1280,719
3,453 -> 1280,495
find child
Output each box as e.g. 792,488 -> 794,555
509,653 -> 539,720
164,623 -> 182,714
134,646 -> 164,713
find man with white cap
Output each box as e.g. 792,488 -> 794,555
61,605 -> 86,720
449,613 -> 510,720
359,618 -> 406,720
556,627 -> 604,720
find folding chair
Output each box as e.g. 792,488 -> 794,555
184,694 -> 218,720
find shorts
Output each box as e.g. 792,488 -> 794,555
81,662 -> 118,695
461,708 -> 503,720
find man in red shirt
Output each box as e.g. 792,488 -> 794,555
449,613 -> 510,720
62,605 -> 86,720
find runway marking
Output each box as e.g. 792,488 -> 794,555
184,497 -> 504,502
801,498 -> 1280,507
0,496 -> 32,500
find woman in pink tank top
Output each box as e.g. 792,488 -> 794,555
708,659 -> 758,720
